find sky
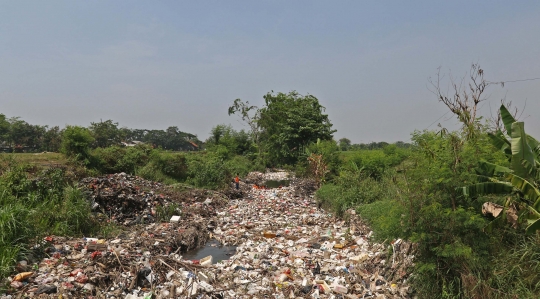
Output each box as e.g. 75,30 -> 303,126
1,1 -> 540,143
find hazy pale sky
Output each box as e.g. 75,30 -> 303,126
1,1 -> 540,143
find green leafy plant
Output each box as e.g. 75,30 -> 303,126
462,105 -> 540,233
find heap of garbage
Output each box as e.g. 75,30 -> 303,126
2,171 -> 415,298
80,173 -> 229,224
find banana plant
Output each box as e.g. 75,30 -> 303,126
462,105 -> 540,234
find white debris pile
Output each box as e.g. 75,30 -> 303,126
205,185 -> 415,298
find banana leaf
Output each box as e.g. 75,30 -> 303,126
511,122 -> 535,178
500,104 -> 517,136
488,130 -> 510,148
525,206 -> 540,234
487,130 -> 512,159
526,135 -> 540,160
521,159 -> 540,182
474,175 -> 497,183
474,161 -> 513,177
483,216 -> 502,233
461,182 -> 514,198
526,217 -> 540,234
507,173 -> 540,210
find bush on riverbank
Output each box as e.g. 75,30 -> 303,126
316,131 -> 540,298
0,158 -> 101,279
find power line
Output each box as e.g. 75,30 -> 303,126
423,76 -> 539,131
489,77 -> 540,84
426,110 -> 452,130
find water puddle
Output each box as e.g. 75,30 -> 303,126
182,239 -> 237,262
265,180 -> 290,188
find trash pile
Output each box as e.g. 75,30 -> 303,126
80,173 -> 171,225
205,187 -> 415,298
2,171 -> 415,298
79,173 -> 228,224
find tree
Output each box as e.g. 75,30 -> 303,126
0,114 -> 9,144
89,120 -> 123,148
228,99 -> 262,159
208,125 -> 228,145
61,126 -> 94,162
43,126 -> 62,152
164,126 -> 197,151
205,125 -> 254,157
258,91 -> 336,165
338,138 -> 351,151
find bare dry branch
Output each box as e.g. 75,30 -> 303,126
428,64 -> 491,139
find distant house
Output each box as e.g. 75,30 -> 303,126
0,141 -> 11,153
121,140 -> 144,147
188,141 -> 199,151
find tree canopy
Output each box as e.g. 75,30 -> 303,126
258,91 -> 335,165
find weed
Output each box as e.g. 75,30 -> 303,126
155,203 -> 182,222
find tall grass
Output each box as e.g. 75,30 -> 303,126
0,164 -> 101,279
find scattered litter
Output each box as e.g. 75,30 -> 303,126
1,170 -> 415,298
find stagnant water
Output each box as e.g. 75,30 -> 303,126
265,180 -> 290,188
182,239 -> 237,262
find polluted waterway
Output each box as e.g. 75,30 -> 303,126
264,179 -> 290,188
3,171 -> 416,298
182,239 -> 237,262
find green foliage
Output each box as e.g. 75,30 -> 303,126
0,114 -> 9,142
155,203 -> 181,222
150,152 -> 188,180
489,234 -> 540,298
183,152 -> 257,189
348,141 -> 411,150
61,126 -> 95,163
340,146 -> 408,180
228,99 -> 262,160
42,126 -> 62,152
185,153 -> 229,189
316,170 -> 396,216
89,119 -> 124,148
258,91 -> 336,165
338,138 -> 351,151
92,145 -> 152,174
0,165 -> 100,279
92,145 -> 189,184
355,200 -> 404,242
124,127 -> 200,151
205,125 -> 254,158
317,128 -> 527,298
461,105 -> 540,234
306,139 -> 341,179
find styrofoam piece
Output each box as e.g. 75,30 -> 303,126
200,255 -> 213,266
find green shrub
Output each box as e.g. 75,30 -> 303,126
339,149 -> 406,180
0,165 -> 100,279
356,200 -> 404,242
92,145 -> 152,174
61,126 -> 94,164
185,153 -> 229,189
223,155 -> 256,178
315,169 -> 396,216
150,152 -> 188,180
